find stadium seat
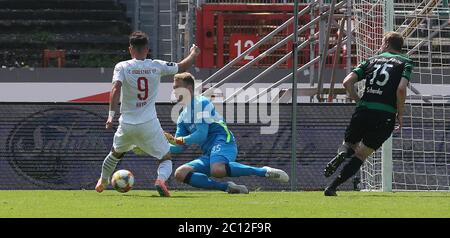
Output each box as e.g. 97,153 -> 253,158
0,0 -> 132,68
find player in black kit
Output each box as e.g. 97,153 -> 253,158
323,32 -> 413,196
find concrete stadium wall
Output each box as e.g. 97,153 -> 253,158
1,67 -> 448,84
0,67 -> 347,83
1,68 -> 449,103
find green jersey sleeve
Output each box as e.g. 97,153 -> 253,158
352,60 -> 369,81
402,62 -> 413,81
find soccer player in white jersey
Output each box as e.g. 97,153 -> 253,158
95,31 -> 200,197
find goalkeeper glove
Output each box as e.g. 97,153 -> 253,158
164,132 -> 185,145
174,137 -> 185,145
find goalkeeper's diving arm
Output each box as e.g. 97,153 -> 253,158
171,124 -> 209,146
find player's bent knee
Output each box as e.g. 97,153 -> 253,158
111,151 -> 124,159
354,146 -> 374,161
174,166 -> 193,182
354,151 -> 370,161
160,153 -> 172,162
210,164 -> 227,178
111,147 -> 125,159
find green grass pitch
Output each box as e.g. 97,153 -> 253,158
1,190 -> 450,218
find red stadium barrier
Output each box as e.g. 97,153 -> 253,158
196,4 -> 355,68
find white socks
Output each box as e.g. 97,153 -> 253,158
102,153 -> 172,182
157,160 -> 173,181
101,152 -> 120,180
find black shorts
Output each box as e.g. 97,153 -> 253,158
344,108 -> 396,150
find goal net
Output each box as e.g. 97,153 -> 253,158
353,0 -> 450,191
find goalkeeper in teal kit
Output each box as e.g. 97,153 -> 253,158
165,72 -> 289,194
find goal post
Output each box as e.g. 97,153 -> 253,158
381,136 -> 393,192
354,0 -> 450,191
381,0 -> 394,193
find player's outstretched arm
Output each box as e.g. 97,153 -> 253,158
166,122 -> 190,153
177,44 -> 200,73
167,124 -> 209,146
106,81 -> 122,129
167,132 -> 185,153
343,72 -> 360,102
396,77 -> 409,130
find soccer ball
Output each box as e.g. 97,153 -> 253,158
111,170 -> 135,193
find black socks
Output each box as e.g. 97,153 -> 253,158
328,156 -> 363,190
